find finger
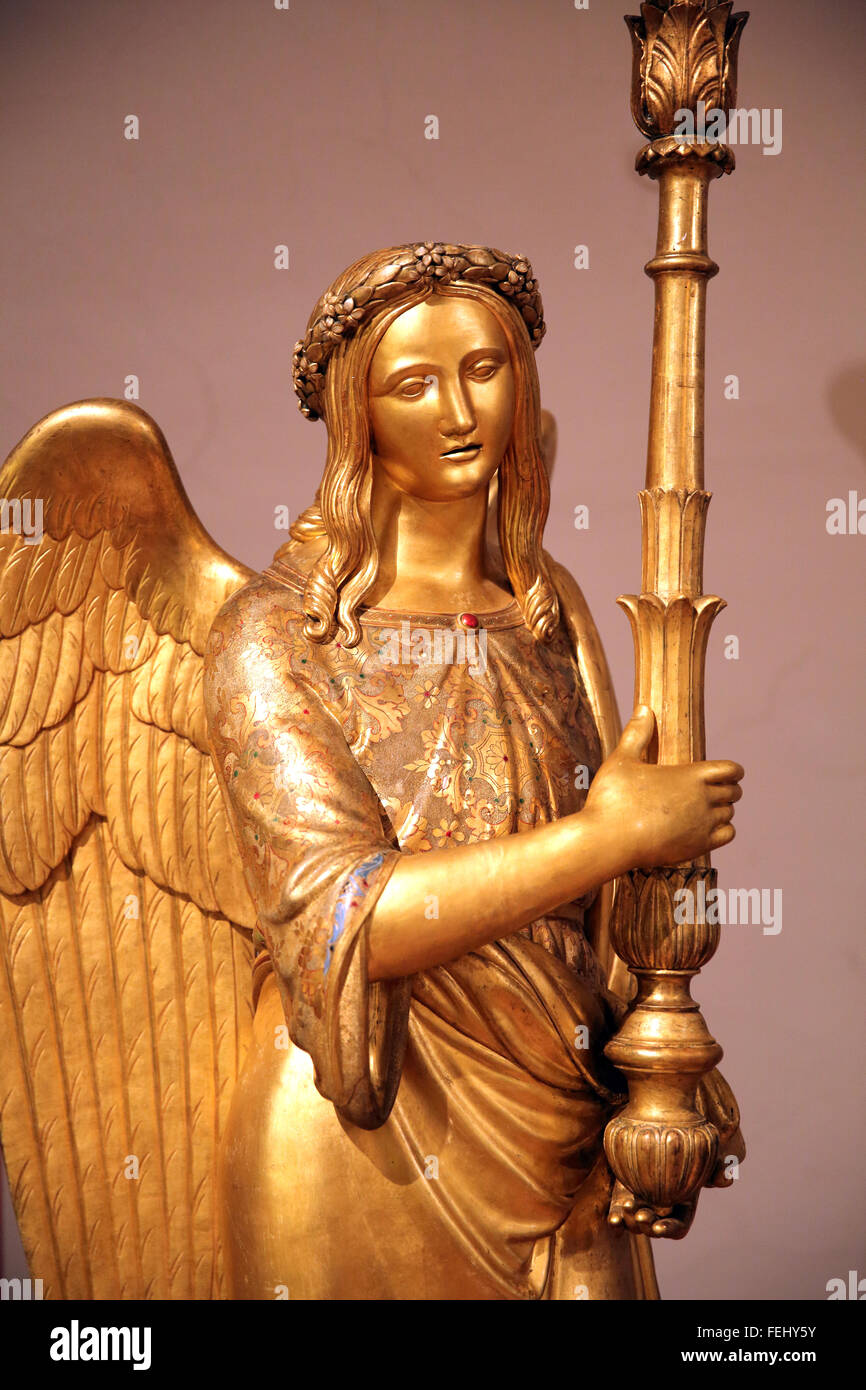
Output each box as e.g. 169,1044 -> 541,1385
708,784 -> 743,806
616,706 -> 656,762
632,1206 -> 657,1228
608,1181 -> 632,1225
709,823 -> 736,849
650,1217 -> 676,1237
651,1216 -> 687,1239
701,760 -> 744,784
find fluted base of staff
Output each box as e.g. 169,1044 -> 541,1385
603,867 -> 723,1212
604,1103 -> 720,1213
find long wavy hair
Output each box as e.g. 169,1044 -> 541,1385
285,249 -> 559,648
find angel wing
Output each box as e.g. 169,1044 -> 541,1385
0,399 -> 258,1299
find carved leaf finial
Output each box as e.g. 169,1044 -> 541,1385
626,1 -> 749,140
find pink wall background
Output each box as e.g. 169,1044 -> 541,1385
1,0 -> 864,1300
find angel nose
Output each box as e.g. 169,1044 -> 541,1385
439,382 -> 476,437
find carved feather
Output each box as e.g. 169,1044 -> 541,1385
0,399 -> 257,1298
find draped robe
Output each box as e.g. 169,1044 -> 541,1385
203,553 -> 659,1299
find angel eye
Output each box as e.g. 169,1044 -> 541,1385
397,378 -> 431,400
467,360 -> 499,382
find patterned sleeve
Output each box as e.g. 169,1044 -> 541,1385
203,583 -> 410,1129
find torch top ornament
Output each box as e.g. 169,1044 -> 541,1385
625,1 -> 749,143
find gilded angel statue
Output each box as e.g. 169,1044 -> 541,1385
0,240 -> 745,1301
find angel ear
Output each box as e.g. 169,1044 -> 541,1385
540,408 -> 557,479
0,398 -> 258,1298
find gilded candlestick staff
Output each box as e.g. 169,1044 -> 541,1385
605,0 -> 750,1234
0,2 -> 747,1300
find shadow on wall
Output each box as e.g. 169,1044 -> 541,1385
827,362 -> 866,465
0,1151 -> 28,1282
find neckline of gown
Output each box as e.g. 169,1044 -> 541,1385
264,557 -> 526,631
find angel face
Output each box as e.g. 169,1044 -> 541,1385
367,294 -> 515,504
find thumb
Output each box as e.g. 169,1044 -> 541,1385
616,705 -> 656,761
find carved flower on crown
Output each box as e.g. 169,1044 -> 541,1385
316,292 -> 367,344
292,242 -> 547,419
413,242 -> 455,278
401,242 -> 472,288
292,340 -> 320,418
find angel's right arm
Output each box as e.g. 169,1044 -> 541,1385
367,701 -> 741,980
366,804 -> 629,981
202,586 -> 632,996
204,588 -> 739,1003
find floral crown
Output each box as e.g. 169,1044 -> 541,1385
292,242 -> 545,422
